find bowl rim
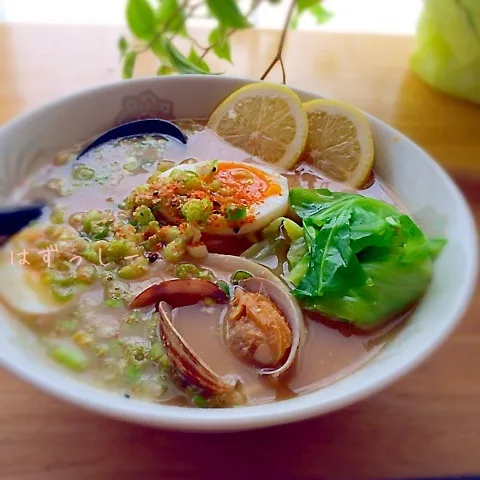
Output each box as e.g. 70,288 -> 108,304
0,74 -> 477,432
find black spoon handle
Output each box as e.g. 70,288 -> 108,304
0,202 -> 45,237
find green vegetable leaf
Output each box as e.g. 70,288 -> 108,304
187,47 -> 211,72
126,0 -> 157,40
118,36 -> 129,56
287,188 -> 445,328
289,188 -> 350,219
164,39 -> 213,74
208,26 -> 232,62
295,209 -> 367,297
309,4 -> 334,25
122,51 -> 137,79
298,0 -> 320,13
156,0 -> 187,37
205,0 -> 251,29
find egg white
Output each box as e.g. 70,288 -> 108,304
160,160 -> 289,235
0,243 -> 73,317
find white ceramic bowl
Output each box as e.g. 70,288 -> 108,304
0,76 -> 476,431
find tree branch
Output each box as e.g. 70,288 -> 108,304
137,0 -> 191,54
199,0 -> 264,60
260,0 -> 297,83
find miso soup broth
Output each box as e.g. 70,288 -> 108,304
1,85 -> 441,409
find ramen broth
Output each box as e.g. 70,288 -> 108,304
7,120 -> 405,406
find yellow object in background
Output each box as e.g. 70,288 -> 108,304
410,0 -> 480,104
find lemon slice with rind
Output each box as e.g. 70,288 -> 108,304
303,99 -> 374,187
207,82 -> 308,170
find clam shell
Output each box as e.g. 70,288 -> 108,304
202,255 -> 305,378
236,276 -> 304,377
157,301 -> 238,397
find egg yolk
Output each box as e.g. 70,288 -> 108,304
214,162 -> 281,204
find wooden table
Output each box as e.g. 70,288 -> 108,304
0,24 -> 479,480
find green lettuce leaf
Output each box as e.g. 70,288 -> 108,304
287,188 -> 446,328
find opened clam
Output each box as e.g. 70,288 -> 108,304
130,255 -> 305,404
157,301 -> 244,405
225,276 -> 303,377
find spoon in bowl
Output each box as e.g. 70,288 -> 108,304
76,118 -> 188,159
0,202 -> 46,245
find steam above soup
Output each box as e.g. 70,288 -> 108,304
0,83 -> 445,408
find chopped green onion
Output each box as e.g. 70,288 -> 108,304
216,280 -> 230,297
226,206 -> 247,222
105,240 -> 130,262
51,285 -> 77,302
133,205 -> 156,227
82,248 -> 99,264
72,164 -> 95,181
50,206 -> 65,224
59,319 -> 77,332
149,342 -> 165,362
162,237 -> 186,263
48,343 -> 88,372
230,270 -> 253,285
181,198 -> 213,224
92,225 -> 110,240
197,269 -> 215,281
75,264 -> 97,285
104,298 -> 123,308
175,263 -> 200,279
124,364 -> 141,384
82,210 -> 102,233
192,394 -> 209,408
123,157 -> 138,171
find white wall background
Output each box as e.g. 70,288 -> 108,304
0,0 -> 422,35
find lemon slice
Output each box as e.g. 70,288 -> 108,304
303,99 -> 374,187
207,82 -> 308,170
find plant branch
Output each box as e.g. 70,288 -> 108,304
199,29 -> 236,60
137,0 -> 191,54
260,0 -> 297,83
199,0 -> 264,60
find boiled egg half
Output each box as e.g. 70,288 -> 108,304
160,160 -> 289,235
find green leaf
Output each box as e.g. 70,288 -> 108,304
287,188 -> 445,328
151,37 -> 169,61
187,47 -> 211,72
205,0 -> 251,29
122,51 -> 137,79
309,4 -> 334,25
126,0 -> 157,40
118,36 -> 129,56
298,0 -> 320,13
157,64 -> 175,75
296,209 -> 367,297
164,39 -> 213,74
208,26 -> 232,62
156,0 -> 187,37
